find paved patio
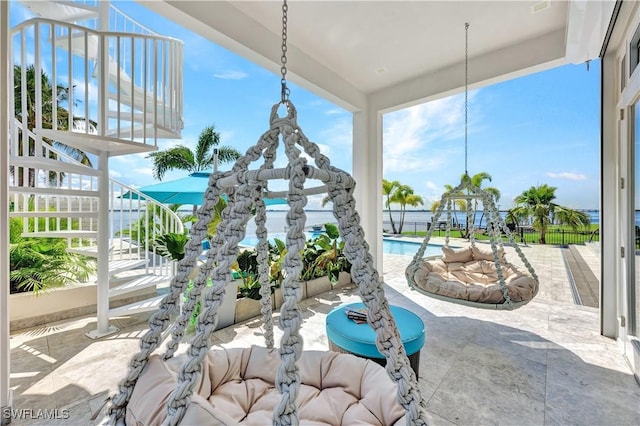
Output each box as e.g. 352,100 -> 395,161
8,240 -> 640,425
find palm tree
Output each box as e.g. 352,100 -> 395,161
147,125 -> 240,181
382,179 -> 400,234
431,183 -> 467,231
466,172 -> 501,230
147,125 -> 241,214
429,197 -> 466,232
12,65 -> 93,186
512,184 -> 590,244
391,184 -> 424,233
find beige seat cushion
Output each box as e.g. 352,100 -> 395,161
126,346 -> 406,425
412,247 -> 538,304
441,246 -> 473,263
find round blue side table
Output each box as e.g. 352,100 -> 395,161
325,302 -> 425,376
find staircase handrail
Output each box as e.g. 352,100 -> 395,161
11,17 -> 183,45
10,117 -> 185,259
12,17 -> 184,147
109,3 -> 158,36
10,118 -> 97,168
28,128 -> 185,236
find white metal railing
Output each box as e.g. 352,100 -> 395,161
8,118 -> 184,276
56,2 -> 159,36
12,17 -> 183,148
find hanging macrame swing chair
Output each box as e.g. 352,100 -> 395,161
405,24 -> 539,310
108,2 -> 428,425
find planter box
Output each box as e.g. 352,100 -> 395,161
272,281 -> 307,310
235,297 -> 263,323
335,271 -> 351,288
303,272 -> 352,298
9,283 -> 155,330
213,279 -> 239,330
305,276 -> 333,297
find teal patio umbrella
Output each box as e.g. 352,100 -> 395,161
122,171 -> 287,206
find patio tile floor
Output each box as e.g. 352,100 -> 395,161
8,240 -> 640,425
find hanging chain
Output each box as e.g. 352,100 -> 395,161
464,22 -> 469,176
280,0 -> 290,103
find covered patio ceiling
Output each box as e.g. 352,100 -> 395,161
140,0 -> 614,112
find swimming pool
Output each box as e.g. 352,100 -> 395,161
383,239 -> 447,257
238,234 -> 446,257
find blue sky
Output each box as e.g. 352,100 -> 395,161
11,1 -> 600,211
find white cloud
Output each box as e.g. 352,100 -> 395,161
382,93 -> 476,174
546,171 -> 587,181
213,71 -> 249,80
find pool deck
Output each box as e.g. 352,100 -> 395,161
8,238 -> 640,425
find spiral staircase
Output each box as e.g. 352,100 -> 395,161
9,1 -> 184,338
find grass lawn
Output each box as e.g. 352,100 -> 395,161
401,224 -> 599,245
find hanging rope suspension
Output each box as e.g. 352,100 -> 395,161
405,23 -> 539,310
108,1 -> 429,424
464,22 -> 469,176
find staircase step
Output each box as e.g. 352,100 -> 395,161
66,244 -> 115,257
103,124 -> 181,141
109,259 -> 148,276
109,294 -> 166,317
36,128 -> 157,157
19,1 -> 98,23
109,274 -> 171,297
22,230 -> 97,239
9,156 -> 101,176
54,32 -> 100,59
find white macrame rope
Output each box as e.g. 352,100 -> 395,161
165,184 -> 256,425
255,194 -> 275,349
405,177 -> 539,309
108,176 -> 227,424
327,183 -> 428,425
111,101 -> 428,425
162,182 -> 232,361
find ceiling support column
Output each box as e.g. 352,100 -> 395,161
1,0 -> 13,423
352,105 -> 384,274
600,51 -> 618,339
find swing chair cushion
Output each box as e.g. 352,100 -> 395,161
413,245 -> 536,304
125,346 -> 406,425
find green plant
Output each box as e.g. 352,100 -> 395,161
9,237 -> 95,294
511,184 -> 590,244
300,223 -> 350,283
154,232 -> 189,261
183,278 -> 214,331
9,216 -> 95,294
268,238 -> 287,287
235,249 -> 262,299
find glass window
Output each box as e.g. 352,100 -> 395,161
630,25 -> 640,76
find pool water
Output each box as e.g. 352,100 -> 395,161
383,239 -> 447,257
238,234 -> 446,258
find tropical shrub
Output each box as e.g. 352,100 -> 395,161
300,223 -> 350,283
236,249 -> 261,299
154,232 -> 189,261
9,235 -> 95,294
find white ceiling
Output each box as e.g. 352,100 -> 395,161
141,1 -> 614,112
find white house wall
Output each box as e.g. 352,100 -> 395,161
1,1 -> 11,422
601,0 -> 640,379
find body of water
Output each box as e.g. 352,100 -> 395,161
238,231 -> 446,257
383,240 -> 451,257
112,209 -> 603,238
